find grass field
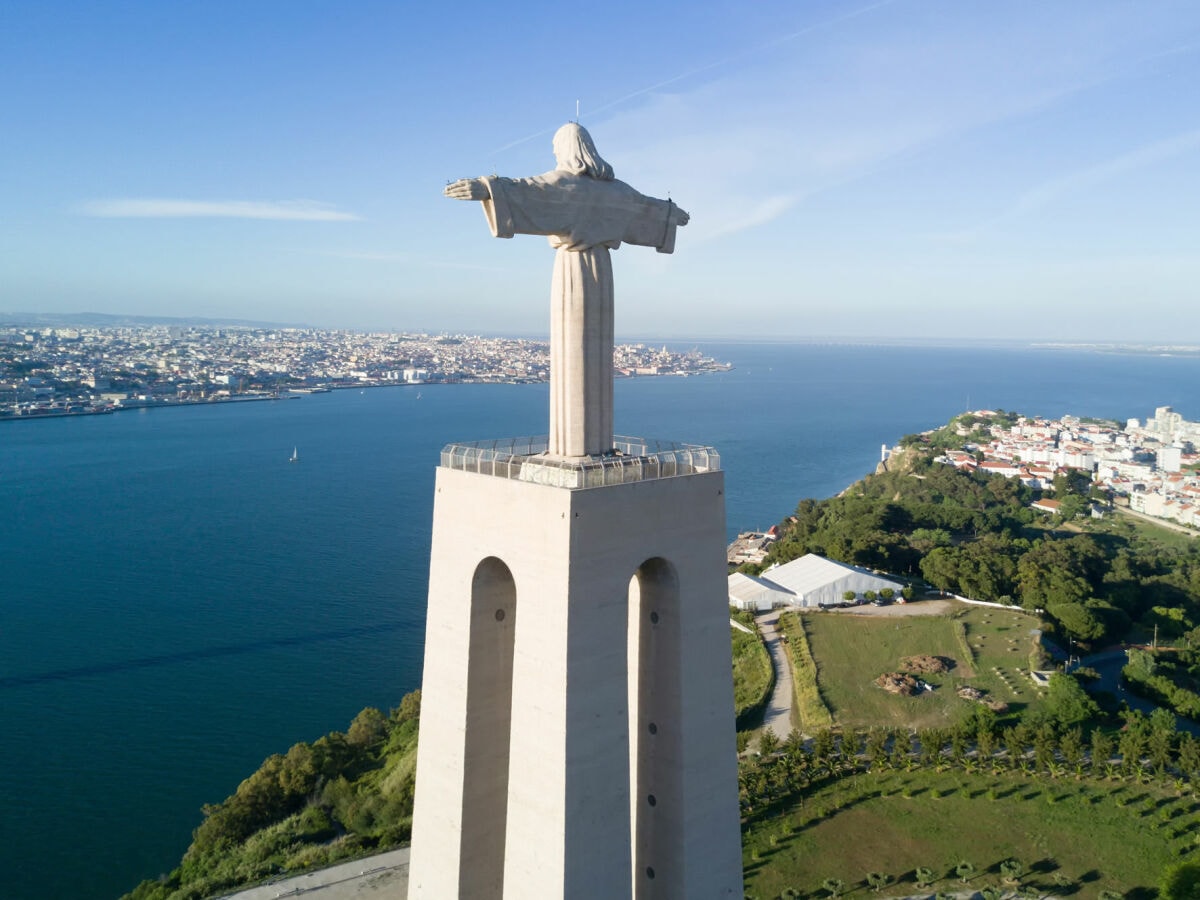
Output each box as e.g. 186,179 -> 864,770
800,603 -> 1047,730
743,768 -> 1195,897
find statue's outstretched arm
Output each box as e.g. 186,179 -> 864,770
444,178 -> 489,201
670,205 -> 690,227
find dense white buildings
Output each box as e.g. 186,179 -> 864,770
935,407 -> 1200,531
0,325 -> 728,418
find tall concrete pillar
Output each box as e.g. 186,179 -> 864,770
548,245 -> 615,458
408,446 -> 743,899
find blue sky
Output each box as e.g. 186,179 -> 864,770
3,0 -> 1199,342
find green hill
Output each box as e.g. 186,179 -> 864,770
123,693 -> 420,900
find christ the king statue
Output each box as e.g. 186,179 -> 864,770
444,123 -> 689,458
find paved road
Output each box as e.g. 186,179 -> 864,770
754,610 -> 795,741
1081,647 -> 1200,736
1115,505 -> 1200,538
217,847 -> 409,900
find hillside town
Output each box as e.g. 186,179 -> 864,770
727,405 -> 1200,574
927,406 -> 1200,531
0,324 -> 730,419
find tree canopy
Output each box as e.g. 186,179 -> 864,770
757,434 -> 1200,649
122,691 -> 422,900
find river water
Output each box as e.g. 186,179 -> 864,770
1,341 -> 1197,898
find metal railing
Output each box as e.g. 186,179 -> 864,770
440,435 -> 720,488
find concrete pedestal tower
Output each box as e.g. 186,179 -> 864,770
408,124 -> 742,899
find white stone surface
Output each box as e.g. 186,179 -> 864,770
420,124 -> 736,899
218,848 -> 409,899
408,467 -> 742,898
444,123 -> 688,457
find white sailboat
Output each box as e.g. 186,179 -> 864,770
289,447 -> 299,463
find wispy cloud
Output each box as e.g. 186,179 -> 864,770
948,127 -> 1200,240
1014,128 -> 1200,213
78,198 -> 361,221
489,0 -> 904,157
601,4 -> 1200,250
696,195 -> 798,241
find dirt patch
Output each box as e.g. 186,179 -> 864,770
956,684 -> 1009,712
900,654 -> 954,674
875,672 -> 928,696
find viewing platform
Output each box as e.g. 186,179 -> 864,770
440,435 -> 720,489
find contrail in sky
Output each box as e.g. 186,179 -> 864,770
489,0 -> 902,157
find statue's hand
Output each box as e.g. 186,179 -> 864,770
444,178 -> 489,201
670,205 -> 690,227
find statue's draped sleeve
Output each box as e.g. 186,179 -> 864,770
479,173 -> 680,254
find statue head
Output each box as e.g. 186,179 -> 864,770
552,123 -> 614,181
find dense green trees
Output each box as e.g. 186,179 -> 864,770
1039,673 -> 1100,728
347,707 -> 388,747
765,462 -> 1033,576
1017,535 -> 1104,609
1159,861 -> 1200,900
920,533 -> 1022,600
1124,646 -> 1200,720
759,438 -> 1200,649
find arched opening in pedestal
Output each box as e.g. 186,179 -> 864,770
460,556 -> 517,895
628,557 -> 684,898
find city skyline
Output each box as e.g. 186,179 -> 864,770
3,1 -> 1200,342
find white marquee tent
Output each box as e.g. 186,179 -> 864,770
727,571 -> 795,612
728,553 -> 903,610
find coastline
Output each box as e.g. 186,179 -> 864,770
0,367 -> 732,423
0,391 -> 293,422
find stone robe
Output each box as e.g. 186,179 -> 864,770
478,172 -> 681,457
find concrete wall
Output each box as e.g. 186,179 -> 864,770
408,466 -> 743,899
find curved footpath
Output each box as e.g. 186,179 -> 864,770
1083,647 -> 1200,736
754,610 -> 796,741
217,847 -> 408,899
